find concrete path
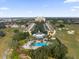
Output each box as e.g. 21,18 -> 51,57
3,49 -> 9,59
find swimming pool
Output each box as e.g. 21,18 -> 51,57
33,42 -> 47,46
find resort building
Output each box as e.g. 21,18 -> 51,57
22,17 -> 56,50
27,17 -> 54,36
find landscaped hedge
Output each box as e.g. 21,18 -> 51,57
28,38 -> 68,59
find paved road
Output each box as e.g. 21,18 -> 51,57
3,49 -> 9,59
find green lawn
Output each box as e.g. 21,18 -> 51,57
0,24 -> 79,59
0,28 -> 14,59
56,24 -> 79,59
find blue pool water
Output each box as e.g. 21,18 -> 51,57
33,42 -> 47,46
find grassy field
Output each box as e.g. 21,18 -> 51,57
56,24 -> 79,59
0,28 -> 14,59
0,24 -> 79,59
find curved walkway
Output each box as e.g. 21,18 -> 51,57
52,30 -> 56,36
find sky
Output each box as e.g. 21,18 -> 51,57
0,0 -> 79,17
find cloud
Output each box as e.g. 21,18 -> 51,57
71,9 -> 76,11
0,7 -> 9,16
64,0 -> 79,3
0,7 -> 9,10
73,6 -> 79,8
71,6 -> 79,12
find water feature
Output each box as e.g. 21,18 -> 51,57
33,42 -> 47,46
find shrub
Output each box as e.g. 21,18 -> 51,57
18,40 -> 26,46
0,31 -> 5,37
13,32 -> 26,41
11,49 -> 19,59
13,29 -> 19,33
